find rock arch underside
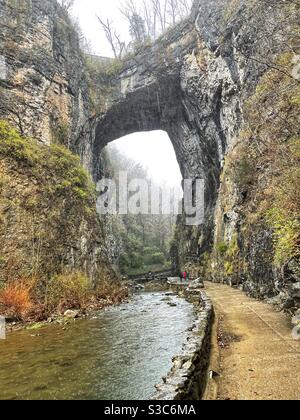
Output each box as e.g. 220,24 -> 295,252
0,0 -> 299,311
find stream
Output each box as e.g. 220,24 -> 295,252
0,292 -> 195,400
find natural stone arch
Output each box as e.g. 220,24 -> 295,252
61,0 -> 247,268
90,18 -> 238,258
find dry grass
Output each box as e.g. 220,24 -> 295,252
45,271 -> 91,314
0,280 -> 33,320
95,278 -> 128,306
0,271 -> 128,323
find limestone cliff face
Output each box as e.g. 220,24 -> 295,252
0,122 -> 112,285
93,0 -> 299,311
0,0 -> 93,169
0,0 -> 112,285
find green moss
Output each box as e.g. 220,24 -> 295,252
276,52 -> 294,67
26,322 -> 44,331
290,96 -> 300,106
215,234 -> 240,279
224,261 -> 234,276
0,120 -> 95,205
24,196 -> 39,210
0,121 -> 41,165
267,208 -> 299,267
227,234 -> 239,258
217,242 -> 228,255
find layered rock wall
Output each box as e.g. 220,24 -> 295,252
0,0 -> 112,284
0,0 -> 93,168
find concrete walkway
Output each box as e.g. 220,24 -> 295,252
204,282 -> 300,400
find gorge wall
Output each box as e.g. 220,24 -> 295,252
0,0 -> 299,311
0,0 -> 113,286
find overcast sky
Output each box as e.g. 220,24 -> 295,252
107,132 -> 182,188
72,1 -> 183,188
72,0 -> 134,57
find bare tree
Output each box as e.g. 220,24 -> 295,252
177,0 -> 192,17
165,0 -> 193,27
57,0 -> 75,11
142,0 -> 157,39
97,17 -> 126,59
151,0 -> 167,34
99,0 -> 193,57
168,0 -> 177,26
120,0 -> 193,42
120,0 -> 139,19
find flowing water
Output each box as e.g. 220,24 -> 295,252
0,292 -> 195,400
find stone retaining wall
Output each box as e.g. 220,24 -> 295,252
151,290 -> 214,400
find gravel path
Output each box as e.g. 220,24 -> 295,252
205,282 -> 300,401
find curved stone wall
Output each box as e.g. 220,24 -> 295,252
152,290 -> 213,400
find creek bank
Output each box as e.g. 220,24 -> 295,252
4,276 -> 175,334
4,288 -> 131,335
152,281 -> 213,400
4,276 -> 184,334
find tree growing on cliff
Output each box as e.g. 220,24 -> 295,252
129,13 -> 148,45
97,0 -> 192,57
97,16 -> 127,59
58,0 -> 75,11
120,0 -> 193,40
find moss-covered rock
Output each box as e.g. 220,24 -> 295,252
0,121 -> 113,286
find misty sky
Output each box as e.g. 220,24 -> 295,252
72,0 -> 130,57
108,131 -> 182,188
71,0 -> 183,188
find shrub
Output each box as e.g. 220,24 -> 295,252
0,271 -> 128,321
143,248 -> 165,265
45,271 -> 92,313
95,278 -> 128,305
0,280 -> 32,320
130,252 -> 144,269
119,254 -> 131,273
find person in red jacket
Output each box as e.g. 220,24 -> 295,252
183,271 -> 187,281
